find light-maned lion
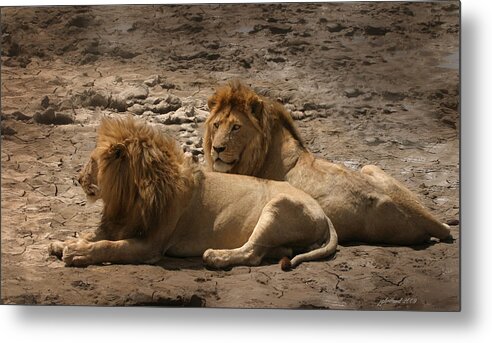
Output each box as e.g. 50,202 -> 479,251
49,116 -> 337,269
204,80 -> 452,245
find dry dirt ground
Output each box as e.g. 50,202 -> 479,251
1,3 -> 460,310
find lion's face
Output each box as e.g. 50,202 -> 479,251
206,109 -> 258,173
204,82 -> 271,176
78,155 -> 101,203
78,141 -> 129,204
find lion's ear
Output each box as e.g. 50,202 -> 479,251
250,97 -> 264,118
208,94 -> 218,111
109,143 -> 127,160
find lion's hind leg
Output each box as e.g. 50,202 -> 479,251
203,194 -> 329,269
361,165 -> 451,243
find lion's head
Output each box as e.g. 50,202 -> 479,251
204,80 -> 304,176
78,116 -> 196,234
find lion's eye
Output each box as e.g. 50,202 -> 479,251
232,124 -> 241,131
213,122 -> 220,129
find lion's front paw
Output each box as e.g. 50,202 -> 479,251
62,240 -> 93,267
202,249 -> 228,269
49,241 -> 66,259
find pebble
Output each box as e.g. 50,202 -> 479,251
164,94 -> 182,109
190,147 -> 203,156
153,101 -> 173,114
41,96 -> 50,109
326,23 -> 345,33
364,26 -> 388,36
144,97 -> 162,105
33,108 -> 74,125
141,110 -> 154,117
179,123 -> 197,132
143,75 -> 160,87
153,114 -> 171,124
128,103 -> 145,115
1,123 -> 16,136
160,80 -> 176,90
6,111 -> 31,121
119,85 -> 149,100
291,111 -> 305,120
344,88 -> 363,98
195,114 -> 207,123
89,92 -> 110,108
109,95 -> 128,112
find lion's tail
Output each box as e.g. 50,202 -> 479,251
280,216 -> 338,271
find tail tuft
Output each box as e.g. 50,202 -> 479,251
279,256 -> 292,271
446,219 -> 460,226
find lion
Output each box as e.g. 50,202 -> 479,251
49,116 -> 338,270
204,80 -> 453,245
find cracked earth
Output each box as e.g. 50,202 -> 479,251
1,2 -> 459,310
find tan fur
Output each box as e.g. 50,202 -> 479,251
49,116 -> 337,269
204,81 -> 452,245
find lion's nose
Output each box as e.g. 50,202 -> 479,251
213,146 -> 226,154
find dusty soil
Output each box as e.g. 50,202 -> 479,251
1,3 -> 460,310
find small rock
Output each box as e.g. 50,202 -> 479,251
267,24 -> 292,35
67,14 -> 92,28
194,107 -> 209,120
362,93 -> 373,101
179,122 -> 196,132
326,23 -> 345,33
152,95 -> 182,114
120,85 -> 149,100
266,55 -> 286,63
153,114 -> 172,124
195,114 -> 207,123
160,80 -> 176,89
144,97 -> 162,105
128,103 -> 145,115
304,110 -> 317,118
184,106 -> 195,117
108,95 -> 128,112
1,123 -> 16,136
111,46 -> 139,59
382,91 -> 405,101
72,89 -> 109,108
33,108 -> 74,125
7,111 -> 31,122
240,57 -> 253,69
302,102 -> 319,111
143,75 -> 160,87
291,111 -> 306,120
165,94 -> 182,110
79,53 -> 98,65
171,114 -> 192,125
364,26 -> 389,36
153,101 -> 173,114
89,92 -> 109,108
344,88 -> 363,98
41,96 -> 50,109
441,115 -> 457,129
141,110 -> 154,117
190,147 -> 203,156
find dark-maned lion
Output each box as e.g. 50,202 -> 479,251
204,80 -> 452,245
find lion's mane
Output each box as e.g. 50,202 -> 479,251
95,117 -> 197,238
